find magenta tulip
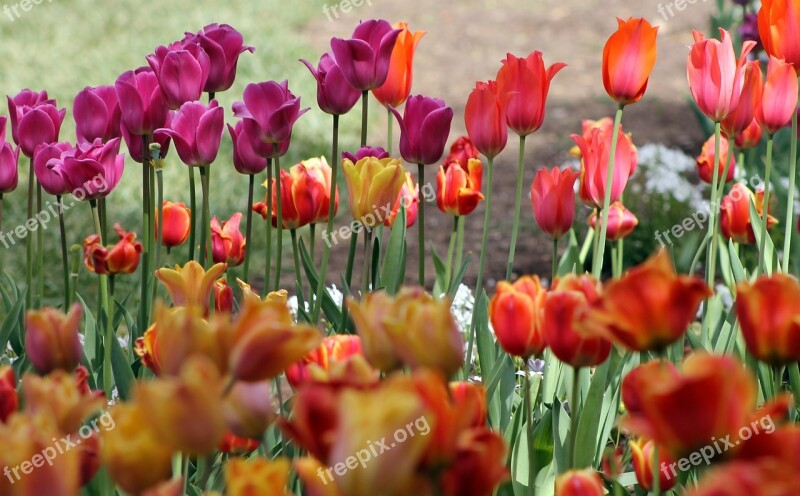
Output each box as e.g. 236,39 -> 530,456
227,121 -> 271,174
184,23 -> 254,94
146,41 -> 211,109
120,111 -> 173,163
390,95 -> 454,165
0,140 -> 19,193
301,53 -> 361,115
7,89 -> 52,145
58,138 -> 125,199
232,80 -> 307,147
33,142 -> 73,195
330,19 -> 402,91
154,100 -> 224,167
73,85 -> 121,144
115,68 -> 169,136
8,90 -> 66,158
342,146 -> 389,163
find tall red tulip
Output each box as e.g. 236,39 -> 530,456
373,22 -> 425,108
391,95 -> 454,165
184,23 -> 254,94
758,0 -> 800,70
465,81 -> 507,159
530,166 -> 579,239
211,213 -> 246,266
146,41 -> 211,110
571,127 -> 636,209
756,56 -> 799,135
73,85 -> 122,144
602,18 -> 658,106
736,273 -> 800,365
115,68 -> 169,137
154,100 -> 224,167
301,53 -> 362,116
330,19 -> 402,91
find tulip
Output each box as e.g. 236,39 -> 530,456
253,164 -> 326,230
572,127 -> 636,208
384,171 -> 418,227
449,381 -> 488,428
220,432 -> 260,454
14,101 -> 66,158
120,111 -> 173,163
630,438 -> 677,492
303,157 -> 338,225
301,53 -> 362,115
0,139 -> 18,193
489,276 -> 547,358
56,138 -> 125,199
223,380 -> 276,439
465,80 -> 507,159
720,184 -> 778,244
211,212 -> 246,266
758,0 -> 800,69
156,201 -> 191,248
83,224 -> 143,275
555,469 -> 605,496
531,166 -> 579,239
0,366 -> 17,423
756,56 -> 799,135
185,23 -> 254,94
345,291 -> 402,372
146,41 -> 211,109
7,89 -> 53,145
154,100 -> 224,167
437,158 -> 483,217
342,155 -> 407,228
543,275 -> 611,368
444,136 -> 480,169
102,402 -> 174,494
214,278 -> 234,314
232,80 -> 307,146
735,118 -> 763,149
22,371 -> 105,434
602,18 -> 658,106
115,68 -> 169,136
570,118 -> 639,170
226,458 -> 291,496
330,19 -> 403,91
280,384 -> 340,461
688,29 -> 756,122
285,335 -> 364,388
227,120 -> 270,175
496,51 -> 566,136
721,60 -> 762,138
696,134 -> 736,184
687,459 -> 800,496
342,145 -> 390,163
391,94 -> 454,165
78,432 -> 101,487
736,273 -> 800,364
73,85 -> 121,144
373,22 -> 425,109
438,431 -> 508,495
588,201 -> 638,241
155,260 -> 228,313
24,303 -> 82,374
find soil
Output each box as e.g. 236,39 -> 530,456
296,0 -> 713,290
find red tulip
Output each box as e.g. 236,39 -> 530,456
115,68 -> 169,136
184,23 -> 254,94
496,51 -> 566,136
73,85 -> 122,144
384,171 -> 418,228
83,224 -> 143,275
735,118 -> 763,149
531,166 -> 579,239
443,136 -> 480,169
0,366 -> 17,423
253,160 -> 327,230
721,60 -> 762,138
301,53 -> 362,116
232,80 -> 308,148
696,134 -> 736,184
758,0 -> 800,70
211,213 -> 246,266
465,81 -> 507,159
214,278 -> 234,314
572,126 -> 636,209
602,18 -> 658,106
58,138 -> 125,199
756,56 -> 799,135
391,94 -> 454,165
736,273 -> 800,365
555,470 -> 605,496
373,22 -> 425,108
720,183 -> 778,244
330,19 -> 402,91
0,138 -> 18,194
588,201 -> 638,241
436,158 -> 483,217
489,276 -> 547,358
156,201 -> 191,248
155,100 -> 224,167
146,41 -> 211,109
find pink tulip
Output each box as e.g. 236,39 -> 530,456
232,80 -> 307,148
0,140 -> 18,193
227,121 -> 270,175
146,41 -> 211,109
211,212 -> 246,266
184,23 -> 254,94
58,138 -> 125,199
33,142 -> 73,195
115,68 -> 169,136
465,80 -> 507,159
330,19 -> 402,91
120,111 -> 173,164
301,53 -> 362,115
756,56 -> 799,135
390,94 -> 454,165
7,89 -> 52,145
73,85 -> 121,144
721,60 -> 762,138
154,100 -> 224,167
687,29 -> 756,122
531,166 -> 580,239
571,127 -> 636,209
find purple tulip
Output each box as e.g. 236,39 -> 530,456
33,142 -> 73,195
232,80 -> 307,148
739,13 -> 761,51
115,68 -> 169,136
184,24 -> 254,94
11,97 -> 66,158
0,140 -> 19,193
121,111 -> 173,163
390,95 -> 454,165
7,89 -> 53,145
58,138 -> 125,199
227,120 -> 273,174
154,100 -> 224,167
330,19 -> 402,91
300,53 -> 361,115
342,146 -> 389,163
73,85 -> 122,144
146,41 -> 211,110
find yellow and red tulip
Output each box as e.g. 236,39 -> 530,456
342,155 -> 407,228
436,158 -> 484,217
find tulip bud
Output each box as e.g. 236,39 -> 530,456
211,213 -> 247,266
465,80 -> 507,159
220,432 -> 260,454
555,469 -> 605,496
384,172 -> 418,228
83,224 -> 143,275
735,118 -> 763,149
756,56 -> 799,134
156,201 -> 191,248
588,201 -> 638,241
25,303 -> 83,374
490,276 -> 547,358
373,22 -> 425,109
736,273 -> 800,365
631,438 -> 676,492
531,166 -> 579,239
391,94 -> 454,166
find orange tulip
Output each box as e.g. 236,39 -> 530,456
226,458 -> 291,496
758,0 -> 800,70
602,18 -> 658,106
449,381 -> 488,427
630,438 -> 676,492
155,260 -> 227,314
443,136 -> 480,170
436,157 -> 484,217
721,60 -> 762,138
696,134 -> 736,184
22,371 -> 105,434
155,201 -> 191,248
496,51 -> 566,136
687,29 -> 756,122
465,80 -> 507,159
735,118 -> 764,149
720,183 -> 778,244
686,459 -> 800,496
82,223 -> 142,275
530,166 -> 579,240
572,126 -> 636,209
0,366 -> 17,423
253,158 -> 328,229
373,22 -> 425,109
555,469 -> 605,496
585,250 -> 711,352
588,201 -> 638,241
756,56 -> 799,135
285,334 -> 366,388
489,276 -> 547,358
735,273 -> 800,365
384,171 -> 418,228
210,213 -> 246,266
24,303 -> 83,374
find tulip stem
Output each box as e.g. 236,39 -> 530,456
345,229 -> 359,289
0,194 -> 3,273
199,166 -> 211,268
243,173 -> 255,282
568,366 -> 581,469
361,91 -> 369,147
25,158 -> 34,310
783,110 -> 798,274
309,223 -> 316,264
273,156 -> 284,291
700,122 -> 722,346
90,199 -> 113,397
264,158 -> 273,297
151,170 -> 164,307
652,443 -> 661,496
464,156 -> 494,377
774,365 -> 785,399
98,198 -> 107,247
188,166 -> 197,261
36,182 -> 43,303
139,135 -> 151,331
387,107 -> 393,155
445,216 -> 459,294
57,195 -> 69,309
506,135 -> 527,280
290,229 -> 307,319
312,115 -> 339,322
552,237 -> 559,282
454,215 -> 464,283
592,105 -> 624,280
523,366 -> 536,494
758,134 -> 774,276
362,228 -> 373,296
616,238 -> 624,277
418,163 -> 426,286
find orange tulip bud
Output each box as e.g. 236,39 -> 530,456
696,134 -> 736,184
588,201 -> 638,241
156,201 -> 191,248
225,458 -> 291,496
630,438 -> 676,492
0,366 -> 17,423
436,158 -> 484,217
373,22 -> 425,109
489,276 -> 547,358
24,303 -> 83,374
211,212 -> 246,266
555,469 -> 605,496
222,380 -> 276,440
155,260 -> 227,314
82,223 -> 142,275
602,18 -> 658,106
736,273 -> 800,365
342,155 -> 407,228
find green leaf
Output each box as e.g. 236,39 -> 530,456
551,399 -> 571,475
431,246 -> 447,297
371,234 -> 381,290
76,294 -> 98,369
727,239 -> 748,284
380,205 -> 406,294
446,254 -> 471,300
573,359 -> 610,468
749,198 -> 776,275
0,291 -> 24,355
298,240 -> 341,327
559,229 -> 582,276
110,331 -> 135,401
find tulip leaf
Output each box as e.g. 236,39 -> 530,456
110,330 -> 135,401
578,228 -> 594,266
371,234 -> 381,290
0,291 -> 23,358
447,254 -> 471,300
380,205 -> 406,294
749,198 -> 776,275
573,359 -> 610,468
716,237 -> 734,289
431,246 -> 447,297
727,239 -> 748,284
75,294 -> 98,369
551,398 -> 571,474
558,229 -> 582,277
298,240 -> 342,328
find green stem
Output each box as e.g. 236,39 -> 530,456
309,223 -> 316,264
774,364 -> 785,399
523,367 -> 536,494
345,229 -> 359,289
91,200 -> 113,396
362,228 -> 373,296
151,170 -> 164,306
454,214 -> 465,279
418,163 -> 426,286
98,198 -> 107,246
689,233 -> 710,276
552,237 -> 559,282
759,135 -> 774,275
264,158 -> 273,297
701,122 -> 723,346
57,196 -> 69,309
243,173 -> 255,282
312,115 -> 339,322
783,110 -> 798,273
387,107 -> 393,155
290,229 -> 306,319
139,135 -> 151,329
361,90 -> 369,147
592,105 -> 624,279
568,366 -> 581,469
25,157 -> 33,310
273,156 -> 284,291
199,166 -> 211,268
188,166 -> 196,260
506,135 -> 526,280
36,182 -> 43,303
652,443 -> 661,496
445,216 -> 458,294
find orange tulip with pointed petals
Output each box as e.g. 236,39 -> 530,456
630,438 -> 676,492
588,201 -> 638,241
758,0 -> 800,71
602,18 -> 658,106
465,80 -> 507,159
155,260 -> 227,314
373,23 -> 425,109
489,276 -> 547,358
531,166 -> 580,239
436,158 -> 484,216
555,469 -> 605,496
756,56 -> 799,135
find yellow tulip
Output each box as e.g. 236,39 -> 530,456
342,156 -> 407,228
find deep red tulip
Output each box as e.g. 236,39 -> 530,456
588,201 -> 638,241
146,41 -> 211,109
373,22 -> 425,109
735,118 -> 763,149
83,224 -> 143,275
531,166 -> 579,239
572,127 -> 636,209
115,68 -> 169,136
211,213 -> 246,266
25,304 -> 83,374
73,85 -> 122,144
391,94 -> 454,165
330,19 -> 402,91
602,18 -> 658,106
232,80 -> 307,147
443,136 -> 480,169
758,0 -> 800,70
721,60 -> 762,138
184,23 -> 254,94
155,100 -> 224,167
0,366 -> 17,423
696,134 -> 736,184
156,201 -> 191,248
301,53 -> 362,116
9,90 -> 66,158
58,138 -> 125,199
7,89 -> 52,145
465,81 -> 507,159
33,142 -> 73,195
496,51 -> 566,136
0,139 -> 18,193
227,121 -> 270,175
756,56 -> 799,135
